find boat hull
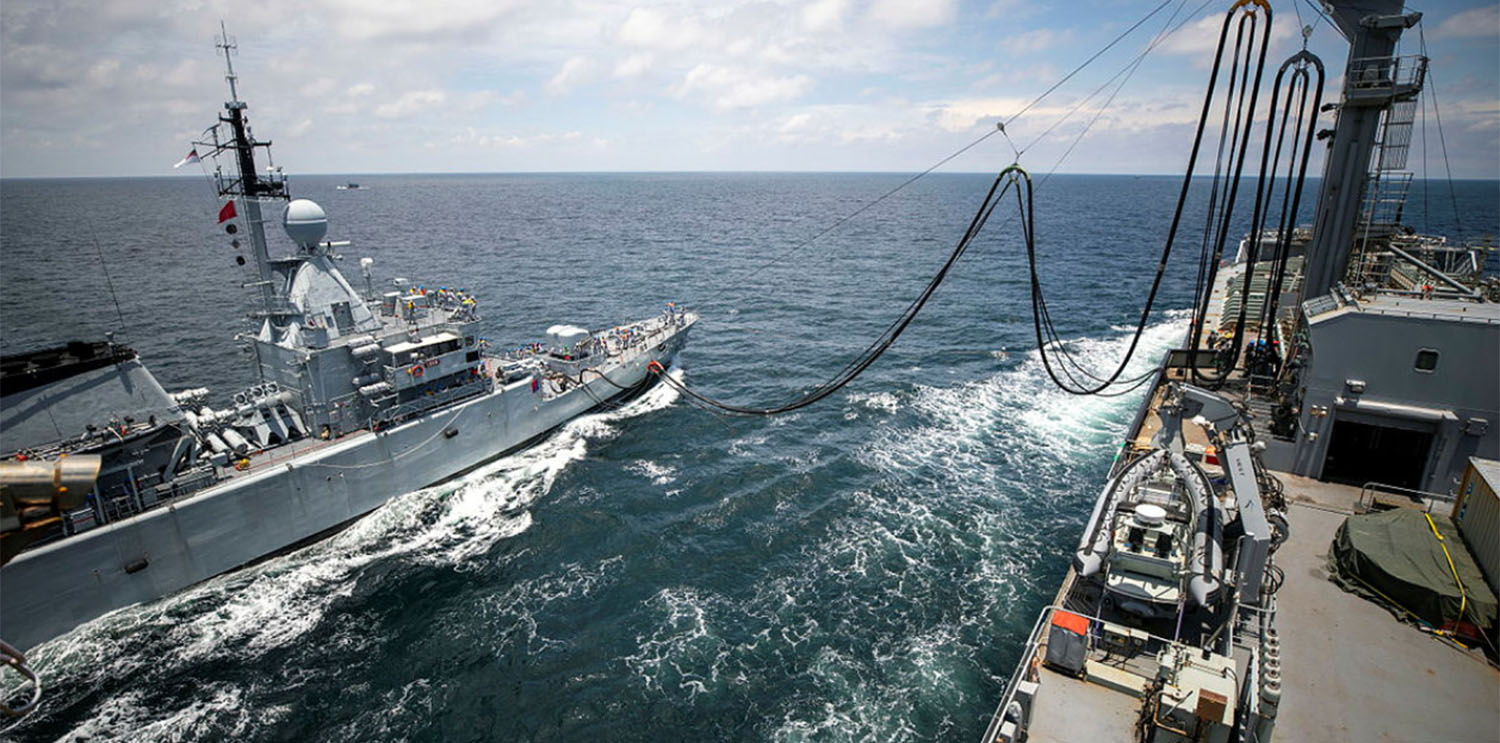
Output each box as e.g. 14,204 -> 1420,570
0,326 -> 689,651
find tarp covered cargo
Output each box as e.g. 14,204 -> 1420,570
1327,508 -> 1498,639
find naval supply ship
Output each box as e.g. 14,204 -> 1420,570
0,32 -> 696,657
982,1 -> 1498,741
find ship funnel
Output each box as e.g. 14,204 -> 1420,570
283,199 -> 328,249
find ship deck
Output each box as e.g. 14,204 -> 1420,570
989,256 -> 1499,742
1003,463 -> 1500,743
1273,475 -> 1500,742
1024,666 -> 1142,743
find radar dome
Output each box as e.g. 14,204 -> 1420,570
283,199 -> 328,248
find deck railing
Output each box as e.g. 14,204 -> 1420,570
980,604 -> 1063,743
1356,481 -> 1455,514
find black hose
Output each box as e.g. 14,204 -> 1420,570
650,175 -> 1015,415
1188,7 -> 1274,386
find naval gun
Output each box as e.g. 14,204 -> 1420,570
1151,383 -> 1279,606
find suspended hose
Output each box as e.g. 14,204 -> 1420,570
1256,53 -> 1325,346
1002,0 -> 1282,396
1185,2 -> 1274,386
648,175 -> 1015,415
1195,47 -> 1324,389
650,0 -> 1286,411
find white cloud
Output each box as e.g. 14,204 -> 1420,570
300,78 -> 336,97
801,0 -> 851,32
1000,28 -> 1071,55
770,104 -> 913,143
447,126 -> 588,149
347,83 -> 375,97
546,56 -> 593,96
613,53 -> 654,79
1431,4 -> 1500,39
1158,13 -> 1293,61
928,96 -> 1031,132
675,64 -> 814,109
868,0 -> 958,29
618,7 -> 711,50
374,89 -> 445,118
323,0 -> 517,41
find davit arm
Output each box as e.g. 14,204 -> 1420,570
1151,383 -> 1273,605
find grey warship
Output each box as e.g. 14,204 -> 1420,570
0,34 -> 696,653
982,1 -> 1497,741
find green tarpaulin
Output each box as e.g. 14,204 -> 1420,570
1327,508 -> 1497,638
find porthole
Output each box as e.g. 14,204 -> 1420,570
1414,348 -> 1439,373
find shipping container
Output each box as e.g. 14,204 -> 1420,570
1452,457 -> 1500,595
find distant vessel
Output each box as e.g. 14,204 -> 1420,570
336,183 -> 361,190
0,31 -> 695,653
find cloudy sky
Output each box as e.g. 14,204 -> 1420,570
2,0 -> 1496,178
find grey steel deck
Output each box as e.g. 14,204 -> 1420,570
1275,474 -> 1500,742
1025,666 -> 1142,743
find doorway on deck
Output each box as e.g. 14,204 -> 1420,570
1322,417 -> 1433,491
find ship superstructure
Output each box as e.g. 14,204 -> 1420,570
0,32 -> 696,653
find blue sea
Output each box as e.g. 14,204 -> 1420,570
1,172 -> 1495,741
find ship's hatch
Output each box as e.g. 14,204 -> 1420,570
1322,418 -> 1432,490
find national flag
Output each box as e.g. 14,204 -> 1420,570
218,200 -> 238,224
173,148 -> 201,169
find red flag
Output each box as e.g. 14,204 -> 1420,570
218,200 -> 237,224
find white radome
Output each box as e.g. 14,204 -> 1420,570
283,198 -> 328,248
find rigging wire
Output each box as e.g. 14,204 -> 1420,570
1298,0 -> 1341,40
650,3 -> 1211,414
740,128 -> 1000,277
1418,25 -> 1465,243
1003,0 -> 1176,128
648,175 -> 1016,415
971,0 -> 1210,393
718,0 -> 1181,284
654,1 -> 1263,413
1017,0 -> 1196,157
1010,1 -> 1276,396
84,220 -> 130,341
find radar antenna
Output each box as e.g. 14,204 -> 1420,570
215,21 -> 240,104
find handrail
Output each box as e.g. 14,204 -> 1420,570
980,604 -> 1064,743
1357,480 -> 1455,513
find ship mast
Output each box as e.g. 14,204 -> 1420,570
1300,0 -> 1424,298
200,23 -> 291,321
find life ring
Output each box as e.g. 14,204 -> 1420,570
409,365 -> 424,378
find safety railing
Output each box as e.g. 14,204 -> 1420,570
371,378 -> 489,428
1345,55 -> 1426,101
980,604 -> 1202,743
981,604 -> 1063,743
1356,481 -> 1456,514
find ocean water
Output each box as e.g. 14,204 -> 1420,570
0,172 -> 1494,742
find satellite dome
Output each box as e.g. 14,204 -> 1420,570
283,199 -> 328,248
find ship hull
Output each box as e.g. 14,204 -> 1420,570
0,328 -> 689,651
